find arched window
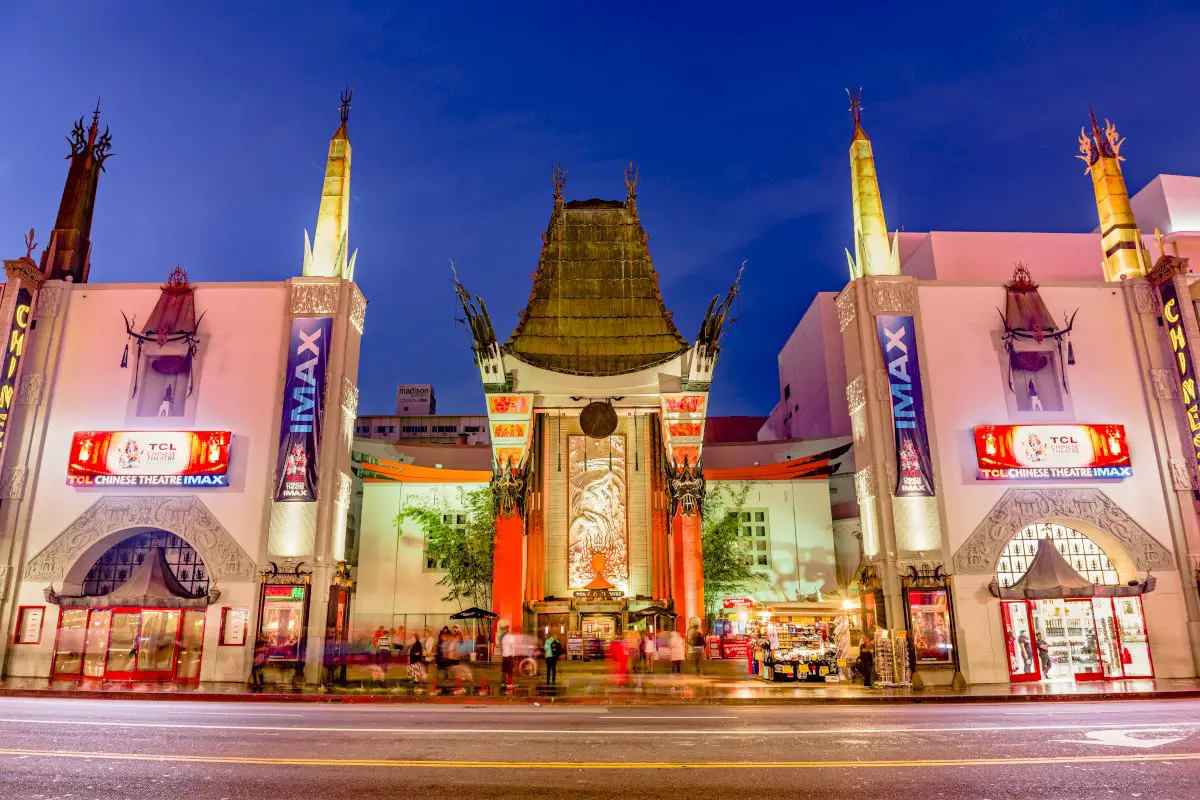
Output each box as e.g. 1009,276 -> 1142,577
82,531 -> 209,597
996,522 -> 1118,588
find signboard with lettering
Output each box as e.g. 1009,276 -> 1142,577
875,315 -> 935,496
66,431 -> 232,487
1157,279 -> 1200,484
974,424 -> 1131,480
0,288 -> 32,465
273,317 -> 333,502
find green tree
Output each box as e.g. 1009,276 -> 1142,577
395,486 -> 495,610
701,482 -> 765,616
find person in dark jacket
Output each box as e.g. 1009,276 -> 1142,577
544,633 -> 563,686
858,638 -> 875,688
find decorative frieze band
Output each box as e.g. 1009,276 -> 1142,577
1151,368 -> 1180,400
1169,458 -> 1197,491
854,465 -> 877,501
349,285 -> 367,335
845,375 -> 866,413
290,281 -> 341,316
16,373 -> 44,405
867,280 -> 917,315
836,287 -> 857,332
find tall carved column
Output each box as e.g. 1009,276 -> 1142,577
491,465 -> 527,632
667,461 -> 705,634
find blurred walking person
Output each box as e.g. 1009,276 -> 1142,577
687,624 -> 705,673
249,637 -> 267,689
406,633 -> 426,682
641,631 -> 657,673
608,637 -> 629,687
858,637 -> 875,688
544,631 -> 562,686
372,625 -> 392,680
422,627 -> 436,677
669,630 -> 685,674
499,621 -> 517,692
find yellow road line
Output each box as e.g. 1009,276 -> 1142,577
0,748 -> 1197,770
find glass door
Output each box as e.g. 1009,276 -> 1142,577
1001,601 -> 1040,682
174,609 -> 205,681
104,611 -> 141,679
52,609 -> 90,677
1091,598 -> 1123,678
136,610 -> 181,679
1114,597 -> 1154,677
1062,600 -> 1103,681
82,610 -> 112,678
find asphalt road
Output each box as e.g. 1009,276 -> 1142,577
1,697 -> 1199,799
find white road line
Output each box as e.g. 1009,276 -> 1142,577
0,718 -> 1198,736
607,715 -> 740,720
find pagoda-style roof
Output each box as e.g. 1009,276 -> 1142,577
504,195 -> 689,377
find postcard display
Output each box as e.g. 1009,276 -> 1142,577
873,629 -> 912,687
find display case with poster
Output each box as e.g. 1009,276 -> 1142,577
906,588 -> 954,665
257,569 -> 311,667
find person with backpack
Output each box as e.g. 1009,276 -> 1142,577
544,632 -> 563,686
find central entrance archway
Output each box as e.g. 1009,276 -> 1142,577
50,531 -> 212,683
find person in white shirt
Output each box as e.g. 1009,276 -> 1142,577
500,622 -> 518,690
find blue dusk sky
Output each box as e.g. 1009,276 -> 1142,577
2,2 -> 1199,417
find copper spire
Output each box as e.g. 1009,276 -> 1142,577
552,164 -> 566,204
41,104 -> 112,283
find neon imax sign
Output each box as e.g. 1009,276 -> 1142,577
0,288 -> 32,459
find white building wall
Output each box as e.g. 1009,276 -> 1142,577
916,282 -> 1193,682
8,281 -> 286,681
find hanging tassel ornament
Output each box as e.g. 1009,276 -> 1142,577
119,341 -> 129,369
1067,338 -> 1076,366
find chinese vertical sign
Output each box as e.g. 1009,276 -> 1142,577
0,288 -> 33,466
875,315 -> 936,496
273,317 -> 333,502
1157,279 -> 1200,483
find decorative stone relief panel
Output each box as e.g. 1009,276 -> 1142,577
867,280 -> 917,315
846,375 -> 866,413
24,495 -> 257,583
851,407 -> 868,446
836,286 -> 857,332
33,286 -> 65,320
884,462 -> 897,493
854,465 -> 877,501
336,471 -> 352,506
0,566 -> 9,600
1151,368 -> 1180,400
1133,283 -> 1159,315
0,466 -> 26,500
1169,459 -> 1197,491
349,285 -> 367,334
16,372 -> 44,405
290,281 -> 340,316
340,378 -> 359,416
952,488 -> 1174,574
874,368 -> 890,402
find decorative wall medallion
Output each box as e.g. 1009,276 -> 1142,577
846,374 -> 866,413
24,495 -> 257,583
836,286 -> 857,332
0,466 -> 26,500
33,286 -> 65,320
855,465 -> 877,501
1133,283 -> 1159,315
952,488 -> 1175,574
1151,368 -> 1180,400
1169,458 -> 1197,491
349,285 -> 367,334
867,280 -> 917,315
290,281 -> 340,315
15,373 -> 43,405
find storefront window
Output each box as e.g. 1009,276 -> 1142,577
1114,597 -> 1153,677
907,589 -> 953,665
997,523 -> 1118,589
52,609 -> 89,676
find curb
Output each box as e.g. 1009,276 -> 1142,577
3,687 -> 1199,705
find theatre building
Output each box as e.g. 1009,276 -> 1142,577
766,100 -> 1200,686
350,168 -> 852,647
0,100 -> 366,684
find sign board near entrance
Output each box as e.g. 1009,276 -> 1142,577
974,424 -> 1131,480
0,287 -> 32,468
67,431 -> 232,486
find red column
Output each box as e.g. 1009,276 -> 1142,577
671,511 -> 687,634
493,512 -> 525,632
673,510 -> 704,634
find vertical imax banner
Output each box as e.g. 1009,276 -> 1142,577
1157,279 -> 1200,481
876,315 -> 935,496
0,288 -> 33,464
273,316 -> 333,502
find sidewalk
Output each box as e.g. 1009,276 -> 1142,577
4,659 -> 1200,705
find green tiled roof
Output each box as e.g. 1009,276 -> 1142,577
505,198 -> 689,376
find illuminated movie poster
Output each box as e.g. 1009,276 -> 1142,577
273,317 -> 333,502
67,431 -> 232,487
567,435 -> 629,593
875,315 -> 935,496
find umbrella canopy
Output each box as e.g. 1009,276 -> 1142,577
630,605 -> 677,619
451,607 -> 499,620
989,539 -> 1155,599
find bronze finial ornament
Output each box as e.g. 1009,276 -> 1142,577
339,87 -> 353,125
847,87 -> 863,125
552,163 -> 566,200
624,161 -> 638,198
23,228 -> 37,261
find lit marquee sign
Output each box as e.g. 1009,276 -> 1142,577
974,424 -> 1131,480
67,431 -> 232,487
1158,279 -> 1200,483
0,288 -> 32,465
